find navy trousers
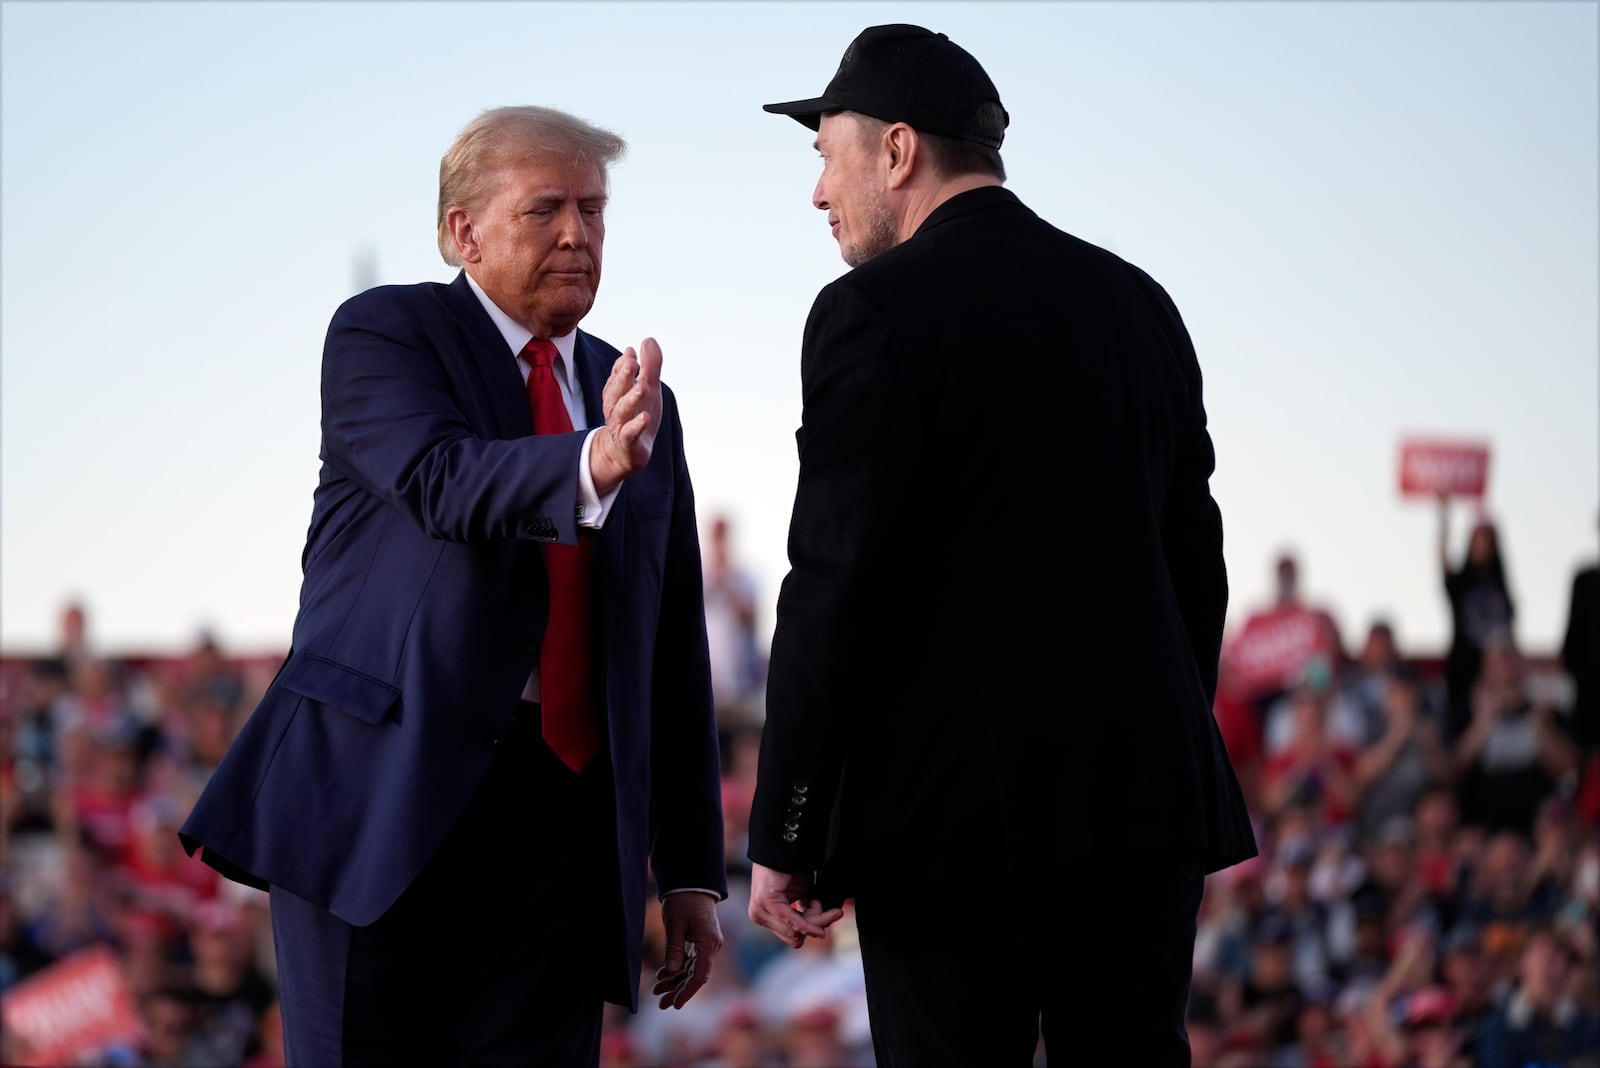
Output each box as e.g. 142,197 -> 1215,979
270,707 -> 619,1067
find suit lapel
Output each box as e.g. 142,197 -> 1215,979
442,272 -> 532,438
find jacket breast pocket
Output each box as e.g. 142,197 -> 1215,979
276,654 -> 401,726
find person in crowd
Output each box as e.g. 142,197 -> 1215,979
744,22 -> 1255,1066
1452,632 -> 1580,837
1410,784 -> 1470,909
1265,656 -> 1369,761
1263,836 -> 1338,995
1438,499 -> 1516,740
1228,551 -> 1349,722
1344,618 -> 1406,730
1476,925 -> 1600,1068
701,512 -> 766,737
177,105 -> 726,1064
1458,830 -> 1567,983
181,898 -> 276,1068
1348,816 -> 1436,945
1352,672 -> 1454,844
1560,535 -> 1600,823
1436,925 -> 1497,1064
1263,674 -> 1363,829
1232,912 -> 1308,1054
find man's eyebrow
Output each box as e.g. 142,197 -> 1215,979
811,140 -> 821,152
523,190 -> 609,205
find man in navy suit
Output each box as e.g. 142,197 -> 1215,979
747,25 -> 1257,1067
180,105 -> 727,1066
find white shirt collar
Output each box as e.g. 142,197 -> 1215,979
463,271 -> 579,394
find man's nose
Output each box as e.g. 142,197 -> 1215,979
557,205 -> 589,247
812,174 -> 829,211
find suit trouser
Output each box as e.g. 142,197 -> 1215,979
269,707 -> 618,1067
853,857 -> 1204,1068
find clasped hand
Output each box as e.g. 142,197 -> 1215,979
747,863 -> 845,950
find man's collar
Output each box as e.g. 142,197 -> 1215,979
463,271 -> 578,389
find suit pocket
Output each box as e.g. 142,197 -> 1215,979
276,654 -> 401,726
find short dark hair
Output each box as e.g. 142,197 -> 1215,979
920,101 -> 1007,181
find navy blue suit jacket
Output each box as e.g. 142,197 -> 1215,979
180,273 -> 726,1006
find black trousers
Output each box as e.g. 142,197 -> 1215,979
270,706 -> 618,1067
853,858 -> 1204,1068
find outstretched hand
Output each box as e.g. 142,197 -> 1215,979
747,862 -> 844,949
590,337 -> 663,496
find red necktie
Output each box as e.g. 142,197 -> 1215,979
524,338 -> 598,773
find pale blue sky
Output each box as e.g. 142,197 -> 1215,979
2,1 -> 1596,660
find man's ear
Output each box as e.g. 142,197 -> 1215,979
446,207 -> 480,263
884,123 -> 918,190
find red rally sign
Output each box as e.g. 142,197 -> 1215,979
1,944 -> 142,1066
1398,438 -> 1491,498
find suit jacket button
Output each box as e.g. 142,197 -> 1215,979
793,781 -> 809,793
782,831 -> 798,843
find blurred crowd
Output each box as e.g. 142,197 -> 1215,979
2,507 -> 1597,1067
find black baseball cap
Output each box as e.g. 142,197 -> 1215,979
763,24 -> 1008,148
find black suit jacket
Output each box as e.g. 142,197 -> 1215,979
748,187 -> 1258,900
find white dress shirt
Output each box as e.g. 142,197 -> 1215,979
464,274 -> 618,703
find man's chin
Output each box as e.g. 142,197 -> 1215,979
536,290 -> 597,335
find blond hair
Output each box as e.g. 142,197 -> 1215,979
436,106 -> 627,266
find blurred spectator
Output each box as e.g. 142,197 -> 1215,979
1352,671 -> 1453,844
133,985 -> 201,1068
1262,672 -> 1361,828
241,998 -> 285,1068
1262,836 -> 1336,994
1265,656 -> 1369,759
1230,911 -> 1307,1053
11,845 -> 118,978
1438,499 -> 1516,740
179,629 -> 245,714
701,513 -> 766,737
1561,541 -> 1600,824
1356,921 -> 1439,1067
1436,925 -> 1496,1063
1393,983 -> 1463,1068
778,1002 -> 860,1068
1348,816 -> 1435,946
181,898 -> 276,1068
698,996 -> 778,1068
1224,550 -> 1347,720
0,877 -> 21,992
1409,784 -> 1466,907
1344,617 -> 1406,729
1273,984 -> 1343,1068
1475,925 -> 1600,1068
1452,633 -> 1580,837
46,598 -> 94,686
58,720 -> 144,864
1457,831 -> 1565,983
52,656 -> 140,762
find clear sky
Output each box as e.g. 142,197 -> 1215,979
2,1 -> 1596,662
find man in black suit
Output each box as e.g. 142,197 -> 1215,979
746,25 -> 1258,1066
